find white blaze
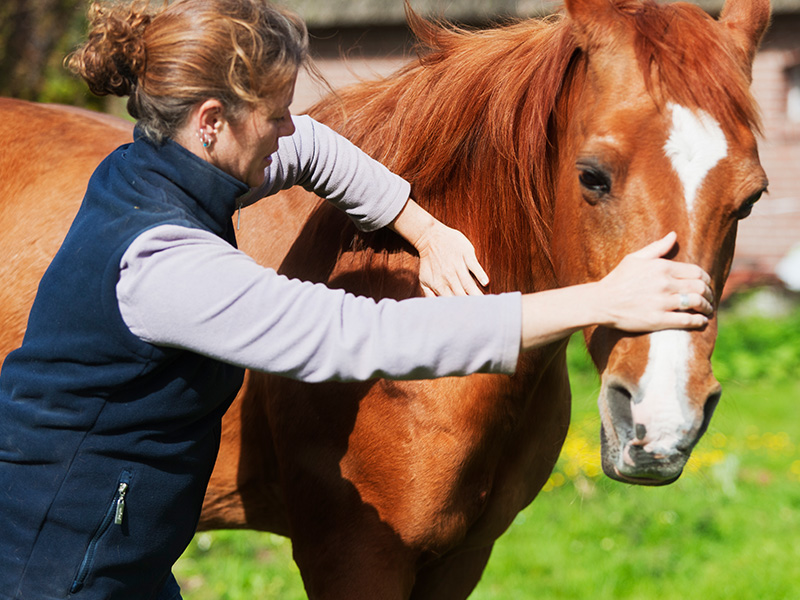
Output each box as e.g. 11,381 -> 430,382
663,103 -> 728,214
633,104 -> 726,454
633,330 -> 693,453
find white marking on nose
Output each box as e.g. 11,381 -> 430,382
663,103 -> 728,214
632,330 -> 693,453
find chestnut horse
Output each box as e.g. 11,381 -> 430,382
0,0 -> 769,597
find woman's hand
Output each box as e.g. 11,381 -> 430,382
594,231 -> 714,331
389,199 -> 489,297
416,222 -> 488,297
519,232 -> 714,351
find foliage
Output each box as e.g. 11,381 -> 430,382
176,532 -> 304,600
0,0 -> 97,105
174,304 -> 800,598
713,299 -> 800,384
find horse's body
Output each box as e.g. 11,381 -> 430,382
0,0 -> 769,597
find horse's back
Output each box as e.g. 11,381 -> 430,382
0,99 -> 132,363
0,98 -> 132,200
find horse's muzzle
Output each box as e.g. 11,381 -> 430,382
597,379 -> 721,486
600,424 -> 684,486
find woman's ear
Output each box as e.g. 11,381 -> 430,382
195,99 -> 225,149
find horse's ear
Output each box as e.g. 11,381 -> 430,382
564,0 -> 621,48
720,0 -> 771,64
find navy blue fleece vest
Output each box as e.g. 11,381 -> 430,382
0,130 -> 249,599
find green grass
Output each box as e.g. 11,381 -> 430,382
175,531 -> 303,599
174,302 -> 800,598
471,359 -> 800,599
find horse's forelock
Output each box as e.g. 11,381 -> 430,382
623,0 -> 761,137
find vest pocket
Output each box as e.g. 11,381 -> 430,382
70,469 -> 133,594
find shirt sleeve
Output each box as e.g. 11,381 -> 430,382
239,115 -> 410,231
117,224 -> 521,382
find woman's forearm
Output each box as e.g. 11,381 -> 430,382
519,284 -> 602,350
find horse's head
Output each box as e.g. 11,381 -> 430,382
551,0 -> 770,484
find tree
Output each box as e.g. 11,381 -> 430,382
0,0 -> 91,103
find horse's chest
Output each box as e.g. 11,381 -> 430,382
359,363 -> 571,553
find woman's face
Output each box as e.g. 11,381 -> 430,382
211,82 -> 296,188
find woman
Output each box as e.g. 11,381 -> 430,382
0,0 -> 713,598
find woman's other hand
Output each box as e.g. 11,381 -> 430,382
389,198 -> 489,297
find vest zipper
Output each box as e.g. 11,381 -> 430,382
114,481 -> 129,525
70,470 -> 133,594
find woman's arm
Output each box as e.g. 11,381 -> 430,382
249,116 -> 489,296
118,228 -> 709,381
117,225 -> 520,382
247,115 -> 409,230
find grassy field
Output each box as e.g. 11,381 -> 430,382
174,299 -> 800,599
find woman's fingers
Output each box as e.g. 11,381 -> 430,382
674,291 -> 714,316
629,231 -> 678,259
629,233 -> 714,302
664,260 -> 713,287
458,273 -> 484,296
658,310 -> 711,329
465,253 -> 490,288
596,235 -> 721,331
663,264 -> 715,309
457,257 -> 487,296
417,226 -> 488,297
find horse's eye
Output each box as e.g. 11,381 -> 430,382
735,189 -> 764,220
578,167 -> 612,196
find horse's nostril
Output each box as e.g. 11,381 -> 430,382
698,389 -> 722,438
606,382 -> 634,441
608,382 -> 632,405
635,423 -> 647,441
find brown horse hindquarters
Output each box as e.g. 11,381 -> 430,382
0,99 -> 132,366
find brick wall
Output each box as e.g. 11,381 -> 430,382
735,14 -> 800,279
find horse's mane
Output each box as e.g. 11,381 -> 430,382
299,1 -> 759,298
305,12 -> 577,295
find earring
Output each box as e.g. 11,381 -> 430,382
198,128 -> 212,148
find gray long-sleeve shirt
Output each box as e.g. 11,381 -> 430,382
117,115 -> 522,382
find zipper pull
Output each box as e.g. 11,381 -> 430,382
114,482 -> 129,525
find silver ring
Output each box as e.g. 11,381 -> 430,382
679,293 -> 691,310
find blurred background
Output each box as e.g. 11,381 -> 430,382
2,0 -> 799,598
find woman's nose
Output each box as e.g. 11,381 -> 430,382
281,113 -> 295,137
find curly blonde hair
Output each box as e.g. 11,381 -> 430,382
68,0 -> 308,142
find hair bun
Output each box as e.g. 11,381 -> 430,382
68,3 -> 152,97
69,0 -> 309,143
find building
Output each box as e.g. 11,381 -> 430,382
745,5 -> 800,289
289,0 -> 800,291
